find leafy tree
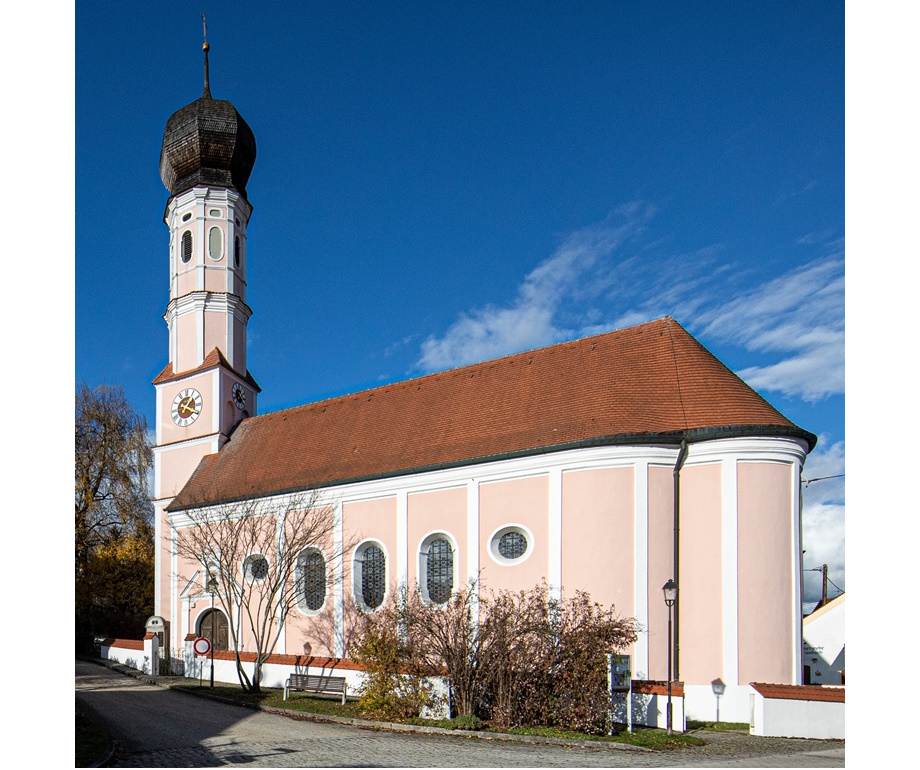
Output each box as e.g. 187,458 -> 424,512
174,492 -> 348,693
75,383 -> 153,648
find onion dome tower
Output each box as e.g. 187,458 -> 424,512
152,36 -> 261,644
159,41 -> 257,200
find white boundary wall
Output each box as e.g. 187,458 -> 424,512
749,686 -> 844,739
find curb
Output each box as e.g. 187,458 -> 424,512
87,658 -> 653,753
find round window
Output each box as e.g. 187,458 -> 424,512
489,525 -> 532,565
244,554 -> 269,582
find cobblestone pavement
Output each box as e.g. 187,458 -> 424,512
77,660 -> 844,768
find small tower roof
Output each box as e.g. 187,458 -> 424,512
159,40 -> 256,200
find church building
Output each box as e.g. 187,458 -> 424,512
152,44 -> 816,723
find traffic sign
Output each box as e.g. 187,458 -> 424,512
193,636 -> 211,656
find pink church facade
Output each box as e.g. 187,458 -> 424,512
151,46 -> 814,724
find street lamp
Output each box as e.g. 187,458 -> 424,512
207,577 -> 217,689
662,579 -> 678,735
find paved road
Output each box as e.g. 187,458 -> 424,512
76,660 -> 844,767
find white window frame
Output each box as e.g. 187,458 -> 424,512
295,545 -> 328,616
487,523 -> 534,566
417,531 -> 458,607
353,539 -> 389,613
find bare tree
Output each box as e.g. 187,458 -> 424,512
355,580 -> 637,731
174,490 -> 346,693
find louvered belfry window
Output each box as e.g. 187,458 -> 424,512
361,545 -> 386,609
426,538 -> 453,604
300,549 -> 326,612
181,230 -> 193,263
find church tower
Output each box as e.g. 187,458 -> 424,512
152,38 -> 258,646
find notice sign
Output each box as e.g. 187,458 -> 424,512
610,654 -> 631,692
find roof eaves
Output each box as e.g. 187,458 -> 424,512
167,423 -> 814,513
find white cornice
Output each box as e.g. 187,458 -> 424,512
164,291 -> 253,321
170,435 -> 805,523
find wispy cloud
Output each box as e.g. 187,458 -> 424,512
416,203 -> 655,371
416,207 -> 844,406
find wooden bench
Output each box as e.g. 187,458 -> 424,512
283,673 -> 348,704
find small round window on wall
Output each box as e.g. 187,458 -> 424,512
489,525 -> 533,565
244,554 -> 269,582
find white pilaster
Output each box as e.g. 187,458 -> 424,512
721,455 -> 740,686
634,459 -> 650,678
547,467 -> 562,602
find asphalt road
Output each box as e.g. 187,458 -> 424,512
75,660 -> 844,767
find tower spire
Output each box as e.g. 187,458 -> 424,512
202,14 -> 211,99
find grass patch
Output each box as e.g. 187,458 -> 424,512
686,719 -> 749,732
498,724 -> 705,750
171,682 -> 707,750
76,706 -> 111,767
174,684 -> 361,719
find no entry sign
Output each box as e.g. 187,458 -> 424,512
193,636 -> 211,656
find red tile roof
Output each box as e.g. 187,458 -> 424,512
153,347 -> 261,391
751,683 -> 844,703
169,318 -> 814,510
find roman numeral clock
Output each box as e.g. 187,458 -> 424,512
171,388 -> 203,427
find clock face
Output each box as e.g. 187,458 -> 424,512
232,383 -> 246,410
172,388 -> 203,427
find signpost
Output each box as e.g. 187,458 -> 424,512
193,637 -> 211,687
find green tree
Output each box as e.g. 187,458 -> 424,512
75,384 -> 153,648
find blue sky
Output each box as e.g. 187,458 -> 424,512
74,1 -> 844,606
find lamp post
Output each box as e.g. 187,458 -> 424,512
207,578 -> 217,689
663,579 -> 678,735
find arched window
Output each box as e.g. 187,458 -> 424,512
297,548 -> 326,613
234,235 -> 241,267
355,542 -> 386,611
422,535 -> 455,605
181,231 -> 193,263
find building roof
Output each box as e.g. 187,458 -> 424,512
804,592 -> 845,625
169,317 -> 815,511
152,347 -> 261,392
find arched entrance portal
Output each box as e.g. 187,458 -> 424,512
198,609 -> 229,651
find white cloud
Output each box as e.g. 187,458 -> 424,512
801,437 -> 845,604
416,203 -> 654,370
693,255 -> 845,401
416,208 -> 844,409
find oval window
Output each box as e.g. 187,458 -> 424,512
208,227 -> 223,260
209,208 -> 222,218
181,211 -> 192,223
